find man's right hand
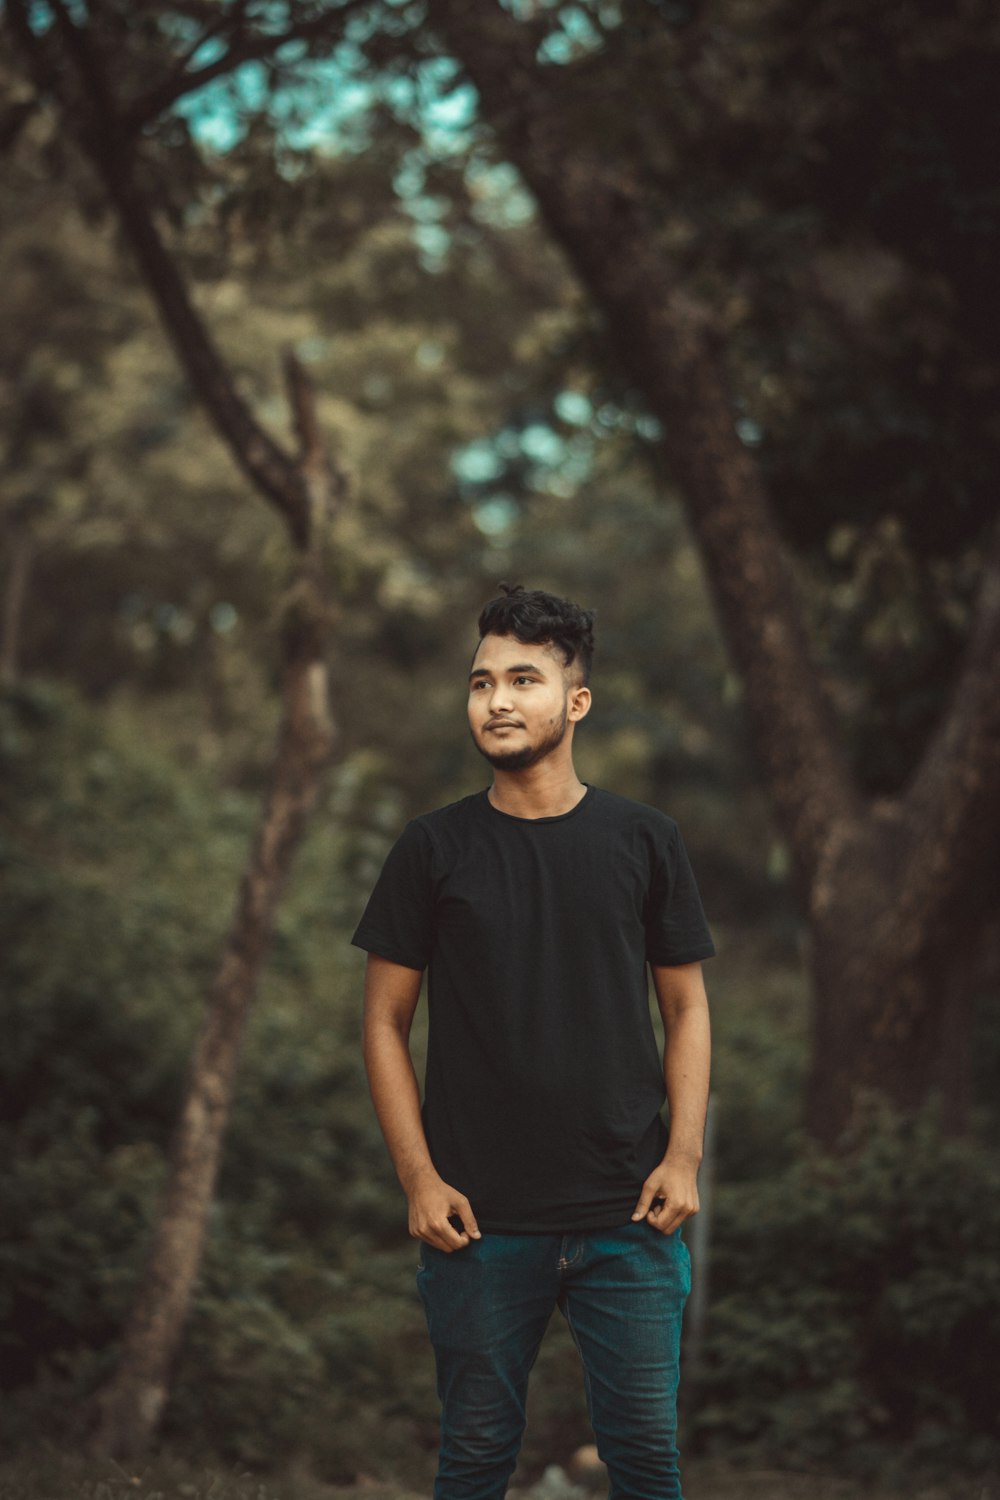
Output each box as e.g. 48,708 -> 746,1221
406,1168 -> 481,1252
362,956 -> 481,1253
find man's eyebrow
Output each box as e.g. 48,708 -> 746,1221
468,662 -> 547,681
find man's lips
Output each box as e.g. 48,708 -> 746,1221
485,720 -> 523,730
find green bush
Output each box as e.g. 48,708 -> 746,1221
162,1220 -> 438,1482
0,1110 -> 165,1415
693,1102 -> 1000,1474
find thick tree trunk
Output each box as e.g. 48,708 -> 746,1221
86,590 -> 335,1457
802,815 -> 981,1142
808,943 -> 979,1140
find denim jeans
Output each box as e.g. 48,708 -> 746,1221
416,1222 -> 691,1500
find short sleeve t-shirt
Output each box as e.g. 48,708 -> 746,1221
351,785 -> 715,1233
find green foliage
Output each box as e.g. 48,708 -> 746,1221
705,936 -> 810,1183
171,1241 -> 437,1479
0,683 -> 246,1149
694,1104 -> 1000,1475
0,1110 -> 164,1399
0,683 -> 235,1408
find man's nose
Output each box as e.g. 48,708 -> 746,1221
489,682 -> 514,712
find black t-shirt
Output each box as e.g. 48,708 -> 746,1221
351,785 -> 715,1233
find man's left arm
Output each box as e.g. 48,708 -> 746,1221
632,961 -> 711,1235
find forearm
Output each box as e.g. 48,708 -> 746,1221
662,999 -> 711,1165
362,954 -> 478,1251
364,1010 -> 480,1249
363,1020 -> 437,1193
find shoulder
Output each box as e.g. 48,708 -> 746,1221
407,791 -> 487,845
372,797 -> 484,887
588,786 -> 679,842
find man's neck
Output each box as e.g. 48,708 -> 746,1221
487,760 -> 588,820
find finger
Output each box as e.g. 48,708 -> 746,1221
413,1217 -> 462,1252
654,1200 -> 695,1235
631,1181 -> 658,1221
453,1196 -> 481,1240
422,1227 -> 460,1253
438,1216 -> 471,1251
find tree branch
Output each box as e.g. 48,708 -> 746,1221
47,0 -> 121,135
4,0 -> 65,102
130,0 -> 252,125
897,508 -> 1000,918
284,348 -> 348,520
121,0 -> 374,133
0,96 -> 39,152
286,349 -> 323,470
10,0 -> 312,544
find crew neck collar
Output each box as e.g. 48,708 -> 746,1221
482,784 -> 594,824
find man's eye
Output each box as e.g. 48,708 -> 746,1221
515,676 -> 534,685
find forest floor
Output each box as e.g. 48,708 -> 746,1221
0,1457 -> 997,1500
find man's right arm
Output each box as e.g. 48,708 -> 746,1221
362,952 -> 481,1252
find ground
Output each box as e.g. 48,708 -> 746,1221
0,1458 -> 996,1500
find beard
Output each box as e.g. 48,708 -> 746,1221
472,705 -> 569,770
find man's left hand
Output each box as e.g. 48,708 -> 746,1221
631,1157 -> 700,1235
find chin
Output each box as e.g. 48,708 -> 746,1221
472,729 -> 536,770
471,717 -> 567,771
483,746 -> 538,770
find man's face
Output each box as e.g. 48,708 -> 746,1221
468,632 -> 588,771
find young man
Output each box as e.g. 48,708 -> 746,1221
354,585 -> 715,1500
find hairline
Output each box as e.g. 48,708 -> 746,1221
471,630 -> 588,687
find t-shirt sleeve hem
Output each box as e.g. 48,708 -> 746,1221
350,929 -> 427,971
647,942 -> 716,966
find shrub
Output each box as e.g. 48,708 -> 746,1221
692,1102 -> 1000,1474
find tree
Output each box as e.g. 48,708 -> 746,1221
409,0 -> 1000,1142
5,0 -> 348,1456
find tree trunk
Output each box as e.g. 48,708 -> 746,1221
1,521 -> 34,686
85,559 -> 335,1459
802,814 -> 980,1141
806,936 -> 978,1141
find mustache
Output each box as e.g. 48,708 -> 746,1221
484,717 -> 524,729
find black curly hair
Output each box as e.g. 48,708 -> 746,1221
477,584 -> 595,685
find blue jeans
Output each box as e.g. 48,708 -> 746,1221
416,1222 -> 691,1500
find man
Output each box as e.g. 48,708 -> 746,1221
354,585 -> 715,1500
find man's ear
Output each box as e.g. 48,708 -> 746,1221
568,685 -> 592,722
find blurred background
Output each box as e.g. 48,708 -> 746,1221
2,1 -> 999,1496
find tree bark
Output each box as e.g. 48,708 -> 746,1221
1,519 -> 34,686
424,0 -> 1000,1143
802,811 -> 989,1140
